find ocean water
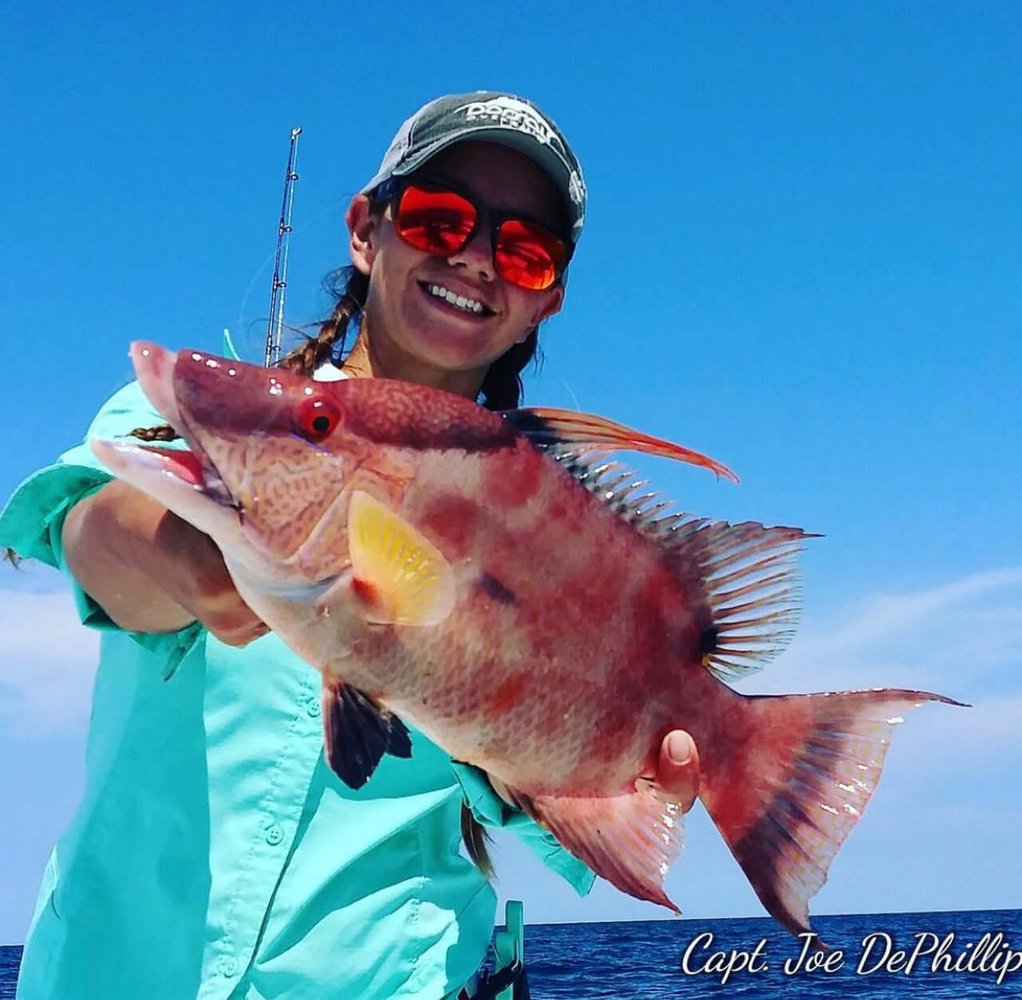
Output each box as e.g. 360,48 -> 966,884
1,908 -> 1019,998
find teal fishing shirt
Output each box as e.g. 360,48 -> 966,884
1,378 -> 594,1000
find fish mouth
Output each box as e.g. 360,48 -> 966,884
132,443 -> 238,510
90,342 -> 245,535
128,342 -> 240,510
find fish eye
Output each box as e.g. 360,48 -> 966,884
295,396 -> 342,442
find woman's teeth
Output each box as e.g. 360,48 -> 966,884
425,283 -> 488,315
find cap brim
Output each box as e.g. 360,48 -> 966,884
360,127 -> 580,238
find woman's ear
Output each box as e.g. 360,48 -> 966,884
523,285 -> 564,339
514,286 -> 564,343
346,194 -> 377,277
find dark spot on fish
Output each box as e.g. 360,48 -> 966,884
488,672 -> 528,714
699,626 -> 719,656
483,444 -> 542,508
420,494 -> 480,558
478,572 -> 516,606
501,410 -> 553,440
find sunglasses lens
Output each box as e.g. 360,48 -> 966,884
395,186 -> 476,254
495,220 -> 566,291
391,183 -> 568,291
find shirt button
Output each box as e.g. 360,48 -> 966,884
218,955 -> 238,978
306,695 -> 321,718
264,823 -> 285,846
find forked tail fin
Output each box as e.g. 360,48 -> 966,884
698,687 -> 964,937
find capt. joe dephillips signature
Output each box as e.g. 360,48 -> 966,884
680,929 -> 1021,986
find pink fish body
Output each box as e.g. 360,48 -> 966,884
94,342 -> 961,938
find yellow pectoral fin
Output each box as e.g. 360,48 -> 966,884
347,490 -> 455,626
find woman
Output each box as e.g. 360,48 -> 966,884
1,92 -> 700,999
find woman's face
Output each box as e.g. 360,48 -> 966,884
347,141 -> 566,388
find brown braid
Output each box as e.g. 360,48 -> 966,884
278,267 -> 370,377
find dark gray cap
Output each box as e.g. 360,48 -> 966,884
361,91 -> 586,244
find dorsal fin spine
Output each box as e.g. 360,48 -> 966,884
712,572 -> 795,608
544,440 -> 811,682
660,517 -> 811,681
717,608 -> 798,632
715,592 -> 799,622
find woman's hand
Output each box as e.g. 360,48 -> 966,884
63,479 -> 268,646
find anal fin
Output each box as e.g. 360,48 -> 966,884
322,679 -> 412,789
514,779 -> 686,912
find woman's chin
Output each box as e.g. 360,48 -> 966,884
402,305 -> 501,368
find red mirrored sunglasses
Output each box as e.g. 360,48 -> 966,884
374,178 -> 573,292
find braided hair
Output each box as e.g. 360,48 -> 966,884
278,267 -> 369,377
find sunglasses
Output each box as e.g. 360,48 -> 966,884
374,178 -> 572,292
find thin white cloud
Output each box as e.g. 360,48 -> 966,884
743,565 -> 1022,691
806,566 -> 1022,657
0,579 -> 98,739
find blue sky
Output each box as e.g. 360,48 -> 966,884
1,2 -> 1019,946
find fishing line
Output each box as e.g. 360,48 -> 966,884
558,378 -> 584,413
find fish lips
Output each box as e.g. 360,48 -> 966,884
133,341 -> 238,504
90,342 -> 241,533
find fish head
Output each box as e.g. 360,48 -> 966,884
92,341 -> 386,588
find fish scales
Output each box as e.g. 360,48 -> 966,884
92,341 -> 964,941
330,445 -> 662,787
391,444 -> 700,782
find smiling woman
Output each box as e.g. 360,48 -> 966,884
0,92 -> 703,1000
342,140 -> 568,398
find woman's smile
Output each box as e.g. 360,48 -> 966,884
419,280 -> 495,317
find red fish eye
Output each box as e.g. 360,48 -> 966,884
295,396 -> 342,442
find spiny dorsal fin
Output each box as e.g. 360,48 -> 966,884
550,454 -> 814,680
546,451 -> 680,533
663,517 -> 815,681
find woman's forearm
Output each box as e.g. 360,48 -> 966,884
62,479 -> 266,644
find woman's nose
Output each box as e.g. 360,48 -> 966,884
446,226 -> 495,282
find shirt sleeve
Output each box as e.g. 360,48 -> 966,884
0,380 -> 203,666
450,761 -> 596,896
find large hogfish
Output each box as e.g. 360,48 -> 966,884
93,342 -> 960,937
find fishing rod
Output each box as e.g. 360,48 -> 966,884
264,126 -> 303,367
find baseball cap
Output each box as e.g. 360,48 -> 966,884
361,91 -> 586,244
